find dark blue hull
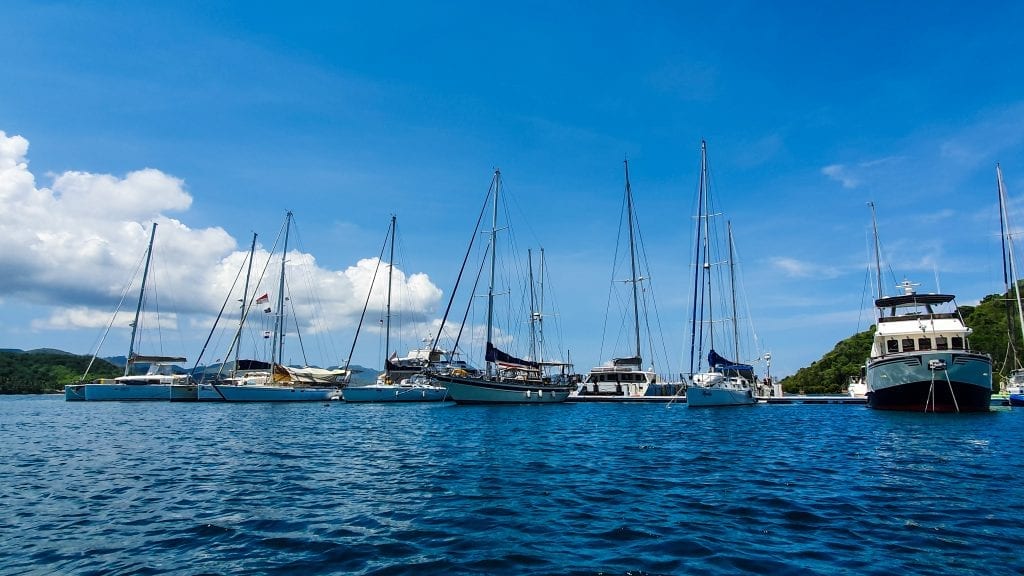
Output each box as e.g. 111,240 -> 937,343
867,380 -> 991,412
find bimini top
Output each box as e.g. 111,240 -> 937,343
875,293 -> 956,308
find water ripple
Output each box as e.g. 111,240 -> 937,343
3,398 -> 1024,574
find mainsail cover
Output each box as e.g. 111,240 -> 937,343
486,342 -> 540,370
707,349 -> 755,380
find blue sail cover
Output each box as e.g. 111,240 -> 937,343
486,342 -> 540,370
707,349 -> 755,380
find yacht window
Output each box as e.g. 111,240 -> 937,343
901,338 -> 915,352
887,340 -> 899,353
951,336 -> 964,349
918,338 -> 932,351
935,336 -> 948,350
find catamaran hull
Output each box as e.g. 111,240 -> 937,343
866,351 -> 991,412
198,384 -> 340,402
433,374 -> 571,404
343,385 -> 448,403
685,385 -> 756,407
76,383 -> 198,401
1010,393 -> 1024,407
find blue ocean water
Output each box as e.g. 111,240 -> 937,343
2,396 -> 1023,575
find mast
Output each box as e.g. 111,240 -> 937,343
126,222 -> 157,376
687,142 -> 707,376
272,211 -> 293,366
233,232 -> 258,375
485,170 -> 500,378
998,164 -> 1024,358
699,141 -> 714,366
538,248 -> 546,363
868,202 -> 884,300
528,249 -> 538,362
624,159 -> 642,362
728,221 -> 740,361
384,215 -> 396,379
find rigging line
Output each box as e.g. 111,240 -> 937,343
284,274 -> 309,366
288,217 -> 335,364
191,242 -> 251,378
429,177 -> 494,359
600,186 -> 630,363
633,211 -> 676,377
342,223 -> 390,375
453,237 -> 492,358
81,247 -> 150,381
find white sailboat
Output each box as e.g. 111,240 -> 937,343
429,170 -> 574,404
571,159 -> 682,401
65,223 -> 197,401
198,212 -> 345,402
342,215 -> 448,403
684,141 -> 757,407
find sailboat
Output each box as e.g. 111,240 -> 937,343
65,223 -> 197,401
571,160 -> 682,401
429,170 -> 574,404
995,164 -> 1024,407
863,203 -> 992,412
198,212 -> 346,401
684,141 -> 758,407
342,215 -> 448,403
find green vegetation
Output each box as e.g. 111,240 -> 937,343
779,288 -> 1024,394
0,351 -> 121,394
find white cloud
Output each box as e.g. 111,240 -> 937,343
771,256 -> 842,280
0,130 -> 444,358
821,164 -> 859,189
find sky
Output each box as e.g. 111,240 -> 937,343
2,1 -> 1024,379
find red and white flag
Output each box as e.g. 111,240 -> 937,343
255,293 -> 270,304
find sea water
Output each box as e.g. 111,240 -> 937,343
1,396 -> 1023,575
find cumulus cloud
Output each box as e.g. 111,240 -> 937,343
0,130 -> 443,359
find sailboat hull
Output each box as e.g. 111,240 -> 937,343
433,373 -> 571,404
343,384 -> 448,403
685,384 -> 756,407
198,383 -> 340,402
866,351 -> 991,412
76,383 -> 198,401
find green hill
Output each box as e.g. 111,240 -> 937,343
779,289 -> 1020,394
0,350 -> 121,394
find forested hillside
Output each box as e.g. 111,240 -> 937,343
0,351 -> 121,394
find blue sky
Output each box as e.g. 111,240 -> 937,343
2,1 -> 1024,378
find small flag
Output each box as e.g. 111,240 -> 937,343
262,330 -> 272,339
255,293 -> 270,304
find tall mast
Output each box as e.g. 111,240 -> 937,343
485,170 -> 500,378
233,232 -> 258,374
624,159 -> 642,362
998,165 -> 1024,351
385,215 -> 396,378
688,142 -> 707,376
126,222 -> 158,376
528,249 -> 538,362
272,211 -> 293,366
728,221 -> 740,361
700,141 -> 714,363
538,248 -> 546,363
869,202 -> 884,300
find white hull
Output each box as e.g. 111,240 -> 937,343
198,383 -> 340,402
685,384 -> 756,407
343,384 -> 448,403
73,383 -> 198,401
